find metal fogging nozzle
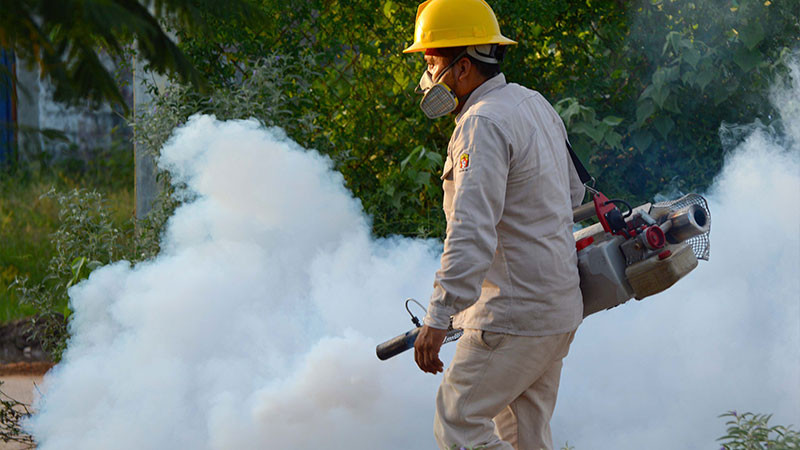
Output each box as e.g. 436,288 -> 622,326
662,204 -> 710,243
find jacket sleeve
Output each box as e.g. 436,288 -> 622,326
424,115 -> 510,329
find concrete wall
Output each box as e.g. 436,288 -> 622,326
14,51 -> 169,220
132,55 -> 169,219
14,60 -> 41,156
14,57 -> 131,162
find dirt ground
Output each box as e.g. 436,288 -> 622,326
0,318 -> 52,406
0,368 -> 47,450
0,320 -> 54,450
0,363 -> 50,450
0,365 -> 49,405
0,320 -> 50,365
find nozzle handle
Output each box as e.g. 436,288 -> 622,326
376,327 -> 421,361
573,201 -> 597,223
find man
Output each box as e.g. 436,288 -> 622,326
403,0 -> 586,449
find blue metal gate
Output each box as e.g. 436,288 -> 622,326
0,48 -> 16,166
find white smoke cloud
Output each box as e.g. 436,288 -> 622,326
27,62 -> 799,449
552,59 -> 800,448
27,117 -> 449,449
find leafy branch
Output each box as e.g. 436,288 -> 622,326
0,382 -> 35,448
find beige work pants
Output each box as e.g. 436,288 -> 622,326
434,328 -> 577,450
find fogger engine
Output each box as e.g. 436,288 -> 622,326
573,191 -> 710,316
375,191 -> 711,361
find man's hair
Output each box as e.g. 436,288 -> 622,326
437,46 -> 505,78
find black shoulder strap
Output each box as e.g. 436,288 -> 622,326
566,140 -> 592,185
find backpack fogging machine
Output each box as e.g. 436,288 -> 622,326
376,144 -> 712,361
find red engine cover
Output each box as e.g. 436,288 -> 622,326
593,192 -> 619,234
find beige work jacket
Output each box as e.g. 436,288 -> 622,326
424,74 -> 585,336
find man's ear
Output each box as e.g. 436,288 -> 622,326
456,57 -> 472,82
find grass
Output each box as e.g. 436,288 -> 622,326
0,143 -> 135,324
0,179 -> 57,322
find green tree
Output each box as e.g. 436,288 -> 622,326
143,0 -> 799,236
174,0 -> 453,236
0,0 -> 261,111
594,0 -> 800,201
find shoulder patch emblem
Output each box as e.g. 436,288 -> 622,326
459,153 -> 470,170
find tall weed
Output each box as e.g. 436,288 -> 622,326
12,189 -> 126,360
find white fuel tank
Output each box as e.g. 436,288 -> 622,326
576,235 -> 635,317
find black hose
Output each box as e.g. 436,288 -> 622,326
405,298 -> 425,328
605,199 -> 633,218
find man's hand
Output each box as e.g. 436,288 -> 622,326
414,325 -> 447,374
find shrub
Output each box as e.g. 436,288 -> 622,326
10,185 -> 165,361
718,411 -> 800,450
12,189 -> 127,360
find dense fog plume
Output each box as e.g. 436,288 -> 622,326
552,60 -> 800,448
27,116 -> 449,449
27,64 -> 799,449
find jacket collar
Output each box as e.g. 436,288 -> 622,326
455,73 -> 507,124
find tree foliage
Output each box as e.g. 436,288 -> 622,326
591,0 -> 799,200
0,0 -> 261,111
150,0 -> 799,237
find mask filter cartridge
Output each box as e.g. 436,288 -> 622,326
419,80 -> 458,119
415,50 -> 466,119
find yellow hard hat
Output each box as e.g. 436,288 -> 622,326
403,0 -> 517,53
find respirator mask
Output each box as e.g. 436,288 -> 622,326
415,46 -> 503,119
415,50 -> 467,119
